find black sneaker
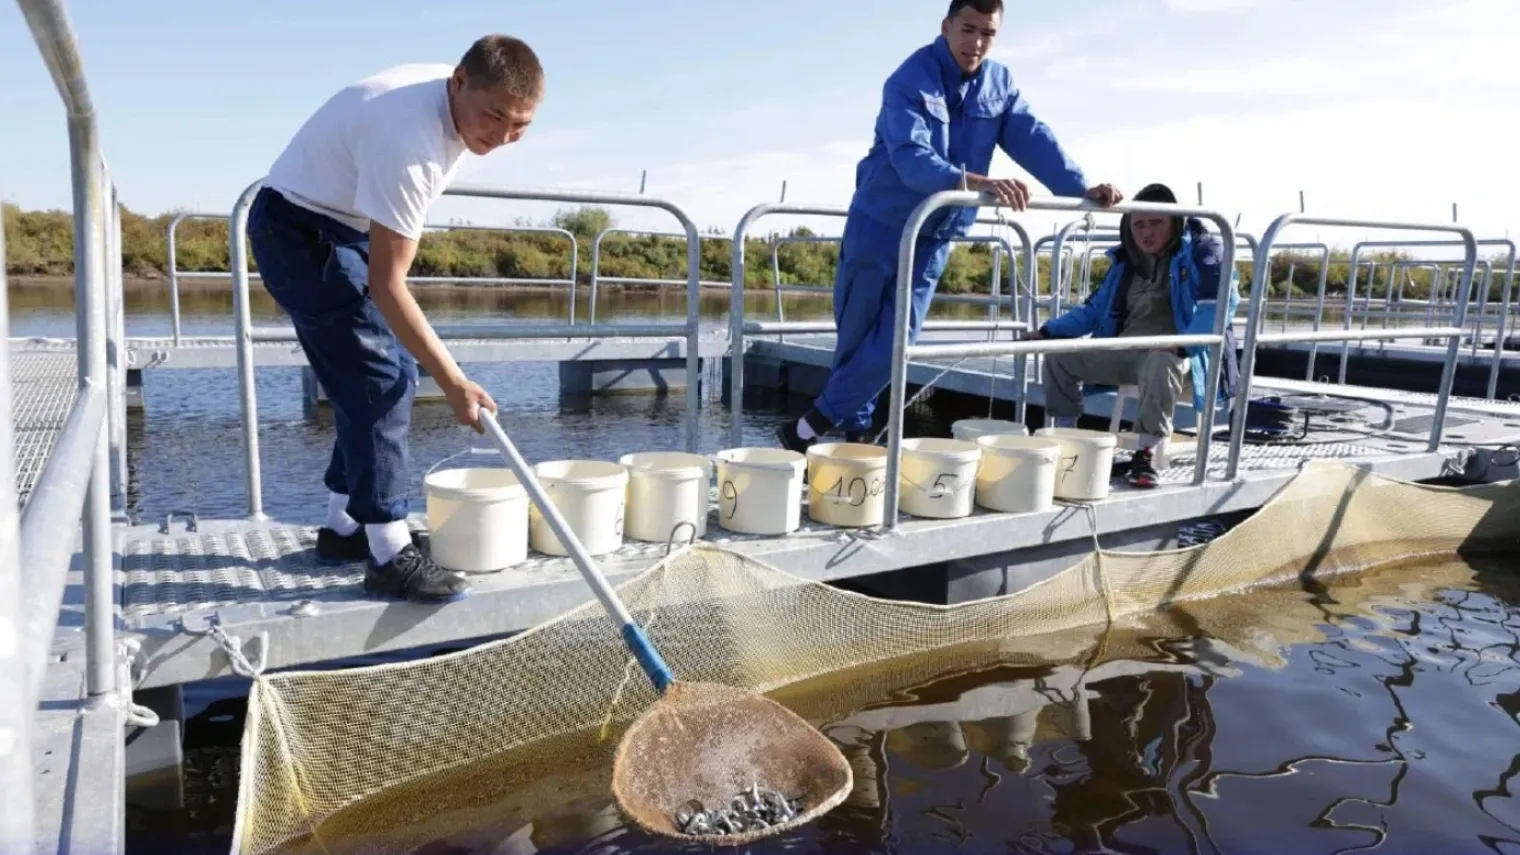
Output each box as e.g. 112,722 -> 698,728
775,420 -> 815,454
316,526 -> 425,565
1126,449 -> 1160,489
363,544 -> 470,603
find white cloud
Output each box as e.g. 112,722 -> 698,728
1163,0 -> 1261,12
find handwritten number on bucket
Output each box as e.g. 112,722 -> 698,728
931,473 -> 956,499
1062,454 -> 1080,480
720,480 -> 738,519
828,476 -> 883,507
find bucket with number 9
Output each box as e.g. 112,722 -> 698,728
712,448 -> 806,535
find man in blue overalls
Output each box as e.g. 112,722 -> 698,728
776,0 -> 1122,452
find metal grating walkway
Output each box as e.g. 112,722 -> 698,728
10,349 -> 79,509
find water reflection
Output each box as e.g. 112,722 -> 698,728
239,553 -> 1520,855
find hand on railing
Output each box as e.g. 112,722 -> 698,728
1083,184 -> 1125,208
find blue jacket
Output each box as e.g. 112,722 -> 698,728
849,36 -> 1089,243
1039,217 -> 1242,415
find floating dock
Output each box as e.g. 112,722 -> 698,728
7,1 -> 1520,850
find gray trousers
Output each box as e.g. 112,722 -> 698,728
1041,349 -> 1189,437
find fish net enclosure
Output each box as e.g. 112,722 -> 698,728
230,461 -> 1520,855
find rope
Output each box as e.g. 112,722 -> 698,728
1060,499 -> 1118,626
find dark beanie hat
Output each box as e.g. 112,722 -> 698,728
1133,183 -> 1178,204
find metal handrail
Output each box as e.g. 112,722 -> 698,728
885,192 -> 1241,528
228,180 -> 710,519
9,0 -> 120,848
1230,216 -> 1479,476
168,212 -> 583,343
727,203 -> 847,449
0,115 -> 26,853
1339,239 -> 1516,399
726,203 -> 1039,447
764,232 -> 1021,323
587,228 -> 730,324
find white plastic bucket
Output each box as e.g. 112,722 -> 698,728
974,435 -> 1060,514
1033,427 -> 1119,501
899,438 -> 981,519
528,460 -> 629,557
807,443 -> 889,527
712,448 -> 805,535
424,467 -> 530,573
951,418 -> 1029,443
618,451 -> 712,543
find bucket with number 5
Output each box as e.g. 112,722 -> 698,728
806,443 -> 889,527
528,460 -> 629,556
899,437 -> 982,519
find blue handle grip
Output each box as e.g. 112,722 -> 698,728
621,623 -> 675,694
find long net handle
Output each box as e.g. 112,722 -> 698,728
477,412 -> 675,692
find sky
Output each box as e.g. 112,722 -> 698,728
2,0 -> 1517,259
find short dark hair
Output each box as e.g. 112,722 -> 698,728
946,0 -> 1003,17
458,35 -> 544,102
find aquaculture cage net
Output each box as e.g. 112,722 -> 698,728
230,461 -> 1520,855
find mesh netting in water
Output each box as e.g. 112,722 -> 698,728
230,461 -> 1520,855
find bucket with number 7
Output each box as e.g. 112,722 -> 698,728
806,443 -> 888,527
1033,427 -> 1118,501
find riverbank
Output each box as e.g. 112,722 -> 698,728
4,274 -> 842,297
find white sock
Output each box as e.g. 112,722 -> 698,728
366,521 -> 412,565
1137,434 -> 1164,451
796,417 -> 817,440
326,492 -> 359,536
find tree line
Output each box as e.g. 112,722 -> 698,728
4,201 -> 1509,301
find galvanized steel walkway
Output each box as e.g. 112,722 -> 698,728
10,349 -> 79,509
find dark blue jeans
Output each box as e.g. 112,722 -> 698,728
246,187 -> 417,524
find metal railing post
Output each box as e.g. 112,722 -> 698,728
727,203 -> 850,449
1340,239 -> 1516,399
0,147 -> 34,852
107,177 -> 127,513
229,179 -> 267,520
16,0 -> 119,699
885,193 -> 1239,528
165,211 -> 197,344
1228,216 -> 1479,477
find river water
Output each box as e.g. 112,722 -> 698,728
10,282 -> 1517,854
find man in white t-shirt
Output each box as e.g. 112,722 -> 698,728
247,34 -> 543,603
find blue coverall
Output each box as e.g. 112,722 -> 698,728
810,35 -> 1091,434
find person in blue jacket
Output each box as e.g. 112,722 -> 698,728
776,0 -> 1122,453
1030,182 -> 1241,488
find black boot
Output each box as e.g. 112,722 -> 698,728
776,407 -> 832,454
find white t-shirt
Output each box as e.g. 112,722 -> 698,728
264,63 -> 469,241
